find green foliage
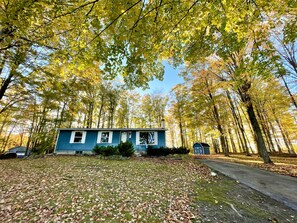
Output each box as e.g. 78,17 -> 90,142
118,141 -> 134,157
93,145 -> 119,156
92,145 -> 101,155
146,146 -> 190,156
93,142 -> 134,157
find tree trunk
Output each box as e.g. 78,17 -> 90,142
281,76 -> 297,110
101,113 -> 105,128
210,98 -> 229,156
179,119 -> 185,148
208,90 -> 229,156
0,71 -> 14,101
0,50 -> 26,101
267,118 -> 283,153
255,105 -> 276,152
211,136 -> 220,154
86,101 -> 94,128
275,116 -> 295,154
228,127 -> 237,153
2,122 -> 16,150
238,85 -> 272,164
226,90 -> 251,155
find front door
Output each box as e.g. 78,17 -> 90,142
121,132 -> 128,142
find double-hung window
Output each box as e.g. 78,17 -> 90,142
136,131 -> 158,145
70,131 -> 86,143
97,131 -> 113,143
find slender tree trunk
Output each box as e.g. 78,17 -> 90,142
86,101 -> 94,128
97,103 -> 104,128
226,90 -> 251,155
204,79 -> 228,153
261,111 -> 278,153
238,102 -> 256,154
0,51 -> 8,75
26,108 -> 37,156
273,112 -> 295,154
58,101 -> 67,128
179,119 -> 185,147
228,127 -> 237,153
2,122 -> 16,149
170,126 -> 175,147
0,112 -> 9,136
267,119 -> 283,153
184,123 -> 189,148
19,132 -> 24,146
234,127 -> 244,153
255,106 -> 275,152
208,90 -> 229,156
281,76 -> 297,110
211,136 -> 220,154
101,113 -> 105,128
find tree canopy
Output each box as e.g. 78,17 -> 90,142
1,0 -> 297,162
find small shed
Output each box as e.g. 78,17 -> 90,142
193,142 -> 210,155
7,146 -> 29,158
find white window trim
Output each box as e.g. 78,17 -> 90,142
136,131 -> 158,145
70,131 -> 87,143
97,131 -> 113,144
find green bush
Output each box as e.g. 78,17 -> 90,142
118,141 -> 134,157
146,146 -> 190,156
171,147 -> 190,154
93,145 -> 119,156
93,145 -> 102,155
147,146 -> 170,156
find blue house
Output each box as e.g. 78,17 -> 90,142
55,128 -> 166,154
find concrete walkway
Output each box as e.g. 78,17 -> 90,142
200,159 -> 297,211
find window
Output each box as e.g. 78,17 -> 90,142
97,131 -> 113,143
136,131 -> 158,145
70,131 -> 86,143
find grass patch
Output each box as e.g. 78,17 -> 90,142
1,156 -> 296,222
0,156 -> 208,222
194,175 -> 297,222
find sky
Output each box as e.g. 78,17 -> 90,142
138,61 -> 184,95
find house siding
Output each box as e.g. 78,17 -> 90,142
55,129 -> 166,153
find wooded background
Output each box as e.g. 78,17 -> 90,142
0,0 -> 296,163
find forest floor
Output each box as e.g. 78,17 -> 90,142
0,156 -> 296,222
195,154 -> 297,177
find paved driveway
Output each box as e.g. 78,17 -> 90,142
200,159 -> 297,211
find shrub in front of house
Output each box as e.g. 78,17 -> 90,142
171,147 -> 190,154
146,146 -> 170,156
118,141 -> 134,157
93,145 -> 119,156
146,146 -> 190,156
93,145 -> 102,155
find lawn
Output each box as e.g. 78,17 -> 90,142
0,156 -> 296,222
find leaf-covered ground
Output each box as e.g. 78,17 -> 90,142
196,154 -> 297,177
0,156 -> 209,222
1,156 -> 296,222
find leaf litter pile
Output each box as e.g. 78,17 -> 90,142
1,156 -> 296,222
